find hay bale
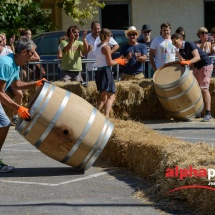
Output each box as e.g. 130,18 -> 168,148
98,118 -> 215,214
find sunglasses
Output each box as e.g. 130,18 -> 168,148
172,38 -> 180,45
201,32 -> 208,35
128,33 -> 137,37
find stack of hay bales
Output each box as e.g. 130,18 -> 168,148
3,79 -> 215,213
101,118 -> 215,214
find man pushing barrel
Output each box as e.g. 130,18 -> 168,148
0,37 -> 46,173
171,33 -> 213,122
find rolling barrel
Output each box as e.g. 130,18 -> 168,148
153,62 -> 204,119
15,82 -> 114,171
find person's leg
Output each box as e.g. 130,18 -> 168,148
96,91 -> 108,112
0,126 -> 10,150
202,88 -> 211,111
0,127 -> 14,172
197,64 -> 214,122
104,93 -> 115,118
0,104 -> 14,172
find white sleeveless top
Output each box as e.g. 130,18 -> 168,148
95,43 -> 108,67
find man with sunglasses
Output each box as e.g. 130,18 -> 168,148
171,33 -> 213,122
0,37 -> 46,173
120,26 -> 147,80
138,24 -> 153,78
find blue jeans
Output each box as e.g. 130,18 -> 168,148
0,103 -> 11,128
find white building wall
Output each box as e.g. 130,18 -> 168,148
132,0 -> 204,42
60,0 -> 205,42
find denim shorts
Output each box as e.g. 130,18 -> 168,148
0,103 -> 11,128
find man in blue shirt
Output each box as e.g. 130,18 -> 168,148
171,33 -> 213,122
120,26 -> 147,80
0,37 -> 45,173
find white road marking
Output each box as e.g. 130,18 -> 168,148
4,142 -> 29,147
0,171 -> 113,187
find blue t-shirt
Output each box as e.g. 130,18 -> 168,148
0,53 -> 20,90
120,43 -> 147,74
179,42 -> 212,69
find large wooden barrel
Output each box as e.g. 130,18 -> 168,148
153,62 -> 204,119
15,82 -> 114,171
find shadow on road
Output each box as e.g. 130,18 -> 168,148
0,167 -> 84,178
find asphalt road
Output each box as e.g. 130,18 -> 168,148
1,118 -> 214,215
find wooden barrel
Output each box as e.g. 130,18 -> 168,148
153,62 -> 204,119
15,82 -> 114,171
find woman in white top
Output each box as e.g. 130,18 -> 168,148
94,28 -> 127,117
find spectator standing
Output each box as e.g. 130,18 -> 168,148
60,25 -> 88,83
0,34 -> 13,56
120,26 -> 147,81
210,27 -> 215,76
149,22 -> 180,72
0,32 -> 15,53
194,27 -> 213,55
94,28 -> 127,117
211,27 -> 215,54
138,24 -> 153,78
0,37 -> 46,172
175,27 -> 186,40
57,35 -> 67,80
85,21 -> 119,81
171,33 -> 214,122
19,29 -> 40,61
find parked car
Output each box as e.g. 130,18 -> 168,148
32,30 -> 142,81
33,29 -> 142,60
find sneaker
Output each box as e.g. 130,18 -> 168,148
12,115 -> 19,125
0,159 -> 14,173
202,114 -> 213,122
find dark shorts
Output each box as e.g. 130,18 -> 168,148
60,70 -> 83,82
95,67 -> 116,94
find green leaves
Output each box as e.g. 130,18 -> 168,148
0,1 -> 52,39
57,0 -> 105,26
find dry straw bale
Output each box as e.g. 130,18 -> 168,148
99,118 -> 215,214
4,79 -> 215,213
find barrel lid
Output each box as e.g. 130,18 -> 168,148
153,62 -> 186,85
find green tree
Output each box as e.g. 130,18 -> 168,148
57,0 -> 105,26
0,0 -> 52,38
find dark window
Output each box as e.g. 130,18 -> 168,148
204,1 -> 215,32
101,4 -> 129,29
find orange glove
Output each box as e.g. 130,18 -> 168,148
181,60 -> 191,65
17,106 -> 31,121
35,78 -> 47,86
114,57 -> 127,66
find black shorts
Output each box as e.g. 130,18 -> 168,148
95,67 -> 116,93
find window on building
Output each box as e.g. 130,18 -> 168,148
100,2 -> 130,29
204,0 -> 215,32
